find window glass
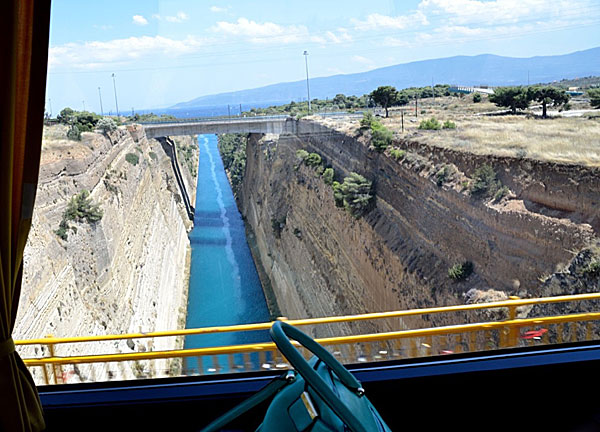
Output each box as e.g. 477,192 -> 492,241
15,0 -> 600,384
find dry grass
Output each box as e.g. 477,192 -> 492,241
417,116 -> 600,166
372,96 -> 600,167
41,124 -> 94,164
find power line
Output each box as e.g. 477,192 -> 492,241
46,4 -> 600,76
48,19 -> 600,76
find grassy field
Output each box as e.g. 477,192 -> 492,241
377,95 -> 600,167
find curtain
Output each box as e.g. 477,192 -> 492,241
0,1 -> 51,431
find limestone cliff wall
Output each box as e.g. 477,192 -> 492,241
239,120 -> 597,337
15,125 -> 198,383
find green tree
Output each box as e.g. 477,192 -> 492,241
66,125 -> 81,141
472,93 -> 482,103
57,107 -> 75,124
588,88 -> 600,109
64,190 -> 103,223
332,94 -> 348,109
359,112 -> 376,130
73,111 -> 101,131
338,173 -> 373,217
371,124 -> 393,152
322,168 -> 334,185
97,117 -> 117,133
531,86 -> 570,118
370,86 -> 400,117
470,165 -> 502,198
489,87 -> 532,114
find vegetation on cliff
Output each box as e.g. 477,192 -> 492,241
469,165 -> 506,200
448,261 -> 474,281
360,113 -> 393,152
54,190 -> 103,240
125,152 -> 140,166
296,146 -> 374,218
218,133 -> 247,196
97,117 -> 117,133
296,149 -> 324,172
58,107 -> 102,132
176,141 -> 198,177
332,173 -> 373,218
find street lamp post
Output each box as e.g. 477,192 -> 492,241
112,73 -> 120,117
303,50 -> 311,112
98,87 -> 104,116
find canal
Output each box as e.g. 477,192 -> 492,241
184,134 -> 270,373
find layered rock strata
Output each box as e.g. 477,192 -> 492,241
239,119 -> 598,337
15,125 -> 198,384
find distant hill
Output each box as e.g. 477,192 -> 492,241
172,47 -> 600,109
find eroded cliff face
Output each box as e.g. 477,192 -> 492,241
239,120 -> 598,336
15,125 -> 198,383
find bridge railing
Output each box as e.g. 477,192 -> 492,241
15,293 -> 600,385
138,114 -> 290,125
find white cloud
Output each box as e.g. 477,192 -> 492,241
352,11 -> 429,31
211,18 -> 352,45
213,18 -> 300,37
212,18 -> 311,43
418,0 -> 591,26
210,6 -> 229,13
132,15 -> 148,26
324,30 -> 352,44
345,0 -> 596,51
48,35 -> 208,70
152,12 -> 189,23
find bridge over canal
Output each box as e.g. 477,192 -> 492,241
143,115 -> 298,138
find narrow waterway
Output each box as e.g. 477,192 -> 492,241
184,134 -> 270,373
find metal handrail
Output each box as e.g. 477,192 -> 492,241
20,311 -> 600,367
15,292 -> 600,384
15,292 -> 600,346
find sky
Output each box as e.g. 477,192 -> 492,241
46,0 -> 600,114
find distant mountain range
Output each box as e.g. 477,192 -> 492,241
171,47 -> 600,109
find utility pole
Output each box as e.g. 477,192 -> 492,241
82,100 -> 86,111
48,98 -> 52,117
228,104 -> 231,119
303,50 -> 311,112
131,107 -> 134,117
432,77 -> 435,104
98,87 -> 104,116
415,94 -> 418,118
401,109 -> 404,133
112,73 -> 119,117
240,103 -> 242,116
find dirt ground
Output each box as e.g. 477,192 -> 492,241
314,94 -> 600,167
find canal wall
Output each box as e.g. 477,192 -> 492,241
15,124 -> 199,384
238,120 -> 597,337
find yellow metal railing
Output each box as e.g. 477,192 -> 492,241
15,293 -> 600,385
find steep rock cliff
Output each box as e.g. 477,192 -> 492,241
239,119 -> 598,336
15,125 -> 198,383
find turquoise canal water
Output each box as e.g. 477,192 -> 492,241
184,134 -> 270,373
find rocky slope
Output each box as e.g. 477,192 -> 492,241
238,119 -> 598,337
14,124 -> 198,383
